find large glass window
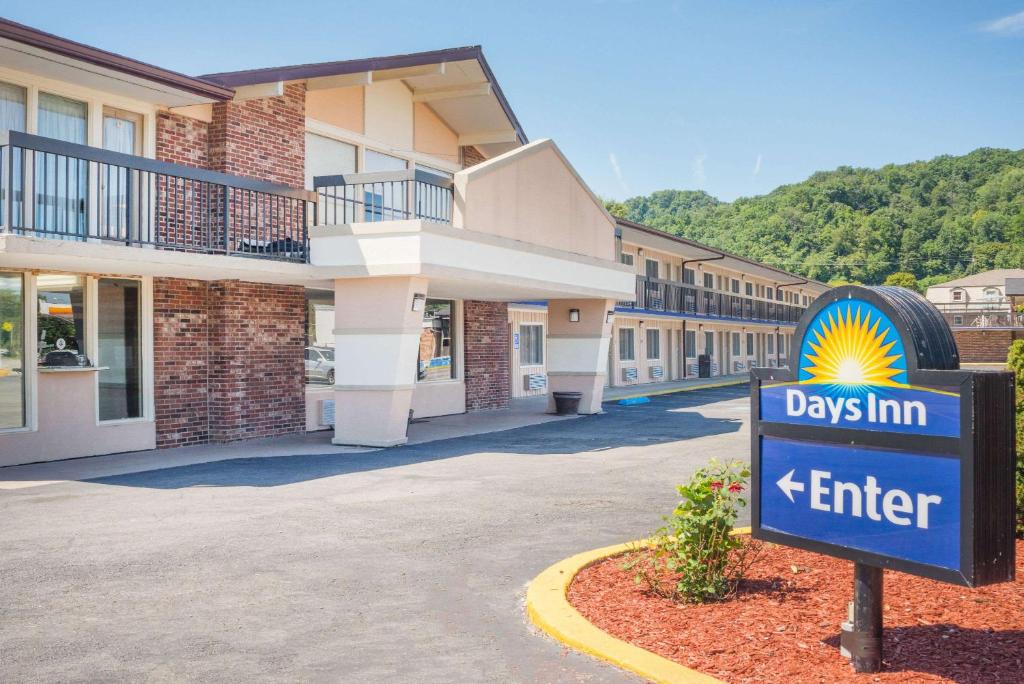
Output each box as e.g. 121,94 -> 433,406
703,272 -> 714,289
618,328 -> 635,361
0,272 -> 25,429
364,149 -> 407,221
37,274 -> 87,366
37,93 -> 88,238
418,299 -> 455,382
304,289 -> 335,385
646,328 -> 660,360
519,324 -> 544,366
683,268 -> 695,285
704,331 -> 714,356
98,278 -> 141,420
0,81 -> 26,134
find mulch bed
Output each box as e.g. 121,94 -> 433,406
568,540 -> 1024,683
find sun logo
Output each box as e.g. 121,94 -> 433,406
799,303 -> 908,387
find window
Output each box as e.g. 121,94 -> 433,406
0,81 -> 26,133
304,289 -> 335,385
746,333 -> 754,355
683,268 -> 695,285
778,335 -> 786,356
36,93 -> 89,238
766,287 -> 774,300
416,165 -> 453,222
703,272 -> 714,289
745,282 -> 753,296
731,332 -> 741,356
731,279 -> 740,293
983,288 -> 999,302
646,328 -> 660,360
952,290 -> 964,302
953,315 -> 964,325
704,331 -> 714,356
620,252 -> 635,266
802,295 -> 808,306
767,334 -> 775,354
519,324 -> 544,366
618,328 -> 635,361
37,274 -> 87,366
645,259 -> 659,279
419,299 -> 455,382
98,279 -> 142,421
684,330 -> 696,358
364,149 -> 407,221
777,289 -> 785,301
0,272 -> 25,429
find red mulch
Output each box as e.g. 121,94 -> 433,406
568,540 -> 1024,683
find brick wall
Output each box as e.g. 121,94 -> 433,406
153,278 -> 306,448
463,301 -> 510,410
208,281 -> 306,442
461,145 -> 486,168
156,111 -> 210,169
154,278 -> 210,448
953,329 -> 1023,363
209,83 -> 306,188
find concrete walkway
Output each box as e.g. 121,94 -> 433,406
0,384 -> 751,683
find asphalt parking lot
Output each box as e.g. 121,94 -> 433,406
0,384 -> 751,683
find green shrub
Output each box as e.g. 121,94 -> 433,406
1008,340 -> 1024,537
625,460 -> 759,603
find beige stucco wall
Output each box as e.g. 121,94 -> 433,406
307,87 -> 365,135
364,80 -> 413,151
453,139 -> 616,262
413,103 -> 459,163
0,370 -> 155,466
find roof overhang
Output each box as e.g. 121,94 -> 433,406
0,19 -> 233,106
201,46 -> 526,156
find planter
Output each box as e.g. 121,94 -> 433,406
552,391 -> 583,415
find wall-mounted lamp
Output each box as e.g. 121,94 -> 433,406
411,293 -> 426,312
698,324 -> 704,331
637,248 -> 644,257
605,310 -> 615,324
569,308 -> 581,322
638,320 -> 645,329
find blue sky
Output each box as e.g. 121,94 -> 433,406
8,1 -> 1024,201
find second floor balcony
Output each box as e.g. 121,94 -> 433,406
1,131 -> 316,263
619,275 -> 806,325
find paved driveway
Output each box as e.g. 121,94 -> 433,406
0,385 -> 751,683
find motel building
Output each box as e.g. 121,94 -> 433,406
510,220 -> 829,399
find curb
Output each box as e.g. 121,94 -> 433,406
526,527 -> 752,684
605,377 -> 748,403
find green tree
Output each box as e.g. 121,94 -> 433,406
883,271 -> 921,292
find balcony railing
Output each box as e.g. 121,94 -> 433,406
1,131 -> 315,263
313,170 -> 453,225
619,275 -> 805,325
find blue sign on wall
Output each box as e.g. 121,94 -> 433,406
750,285 -> 1016,588
760,437 -> 960,570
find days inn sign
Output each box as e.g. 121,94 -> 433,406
751,285 -> 1016,588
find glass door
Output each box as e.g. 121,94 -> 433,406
102,108 -> 141,242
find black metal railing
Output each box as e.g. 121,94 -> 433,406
1,131 -> 315,263
622,275 -> 805,324
313,169 -> 453,225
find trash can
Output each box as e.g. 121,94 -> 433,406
552,391 -> 583,416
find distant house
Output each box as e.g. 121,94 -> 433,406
925,269 -> 1024,362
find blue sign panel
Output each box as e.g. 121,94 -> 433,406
760,437 -> 960,571
760,383 -> 960,437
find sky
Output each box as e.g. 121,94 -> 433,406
7,1 -> 1024,202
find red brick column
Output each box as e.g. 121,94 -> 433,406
463,301 -> 510,411
156,111 -> 210,169
153,278 -> 211,448
208,281 -> 306,442
953,329 -> 1021,363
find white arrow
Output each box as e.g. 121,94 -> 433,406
776,469 -> 805,503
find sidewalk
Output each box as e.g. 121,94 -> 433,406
602,374 -> 748,402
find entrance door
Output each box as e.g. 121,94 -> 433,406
101,108 -> 141,241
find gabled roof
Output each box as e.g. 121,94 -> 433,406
201,45 -> 527,147
0,18 -> 233,102
930,269 -> 1024,289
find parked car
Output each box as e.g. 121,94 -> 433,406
305,346 -> 335,384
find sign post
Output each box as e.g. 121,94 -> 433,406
751,285 -> 1016,673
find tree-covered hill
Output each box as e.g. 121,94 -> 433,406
605,148 -> 1024,288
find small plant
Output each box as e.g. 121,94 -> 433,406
1008,340 -> 1024,537
625,460 -> 760,603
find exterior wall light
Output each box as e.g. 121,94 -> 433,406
569,308 -> 581,322
638,320 -> 645,329
412,293 -> 426,312
637,248 -> 644,257
606,310 -> 615,324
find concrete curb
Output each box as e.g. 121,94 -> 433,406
526,527 -> 752,684
605,378 -> 748,403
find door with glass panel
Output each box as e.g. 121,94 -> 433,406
101,108 -> 142,243
36,93 -> 88,239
